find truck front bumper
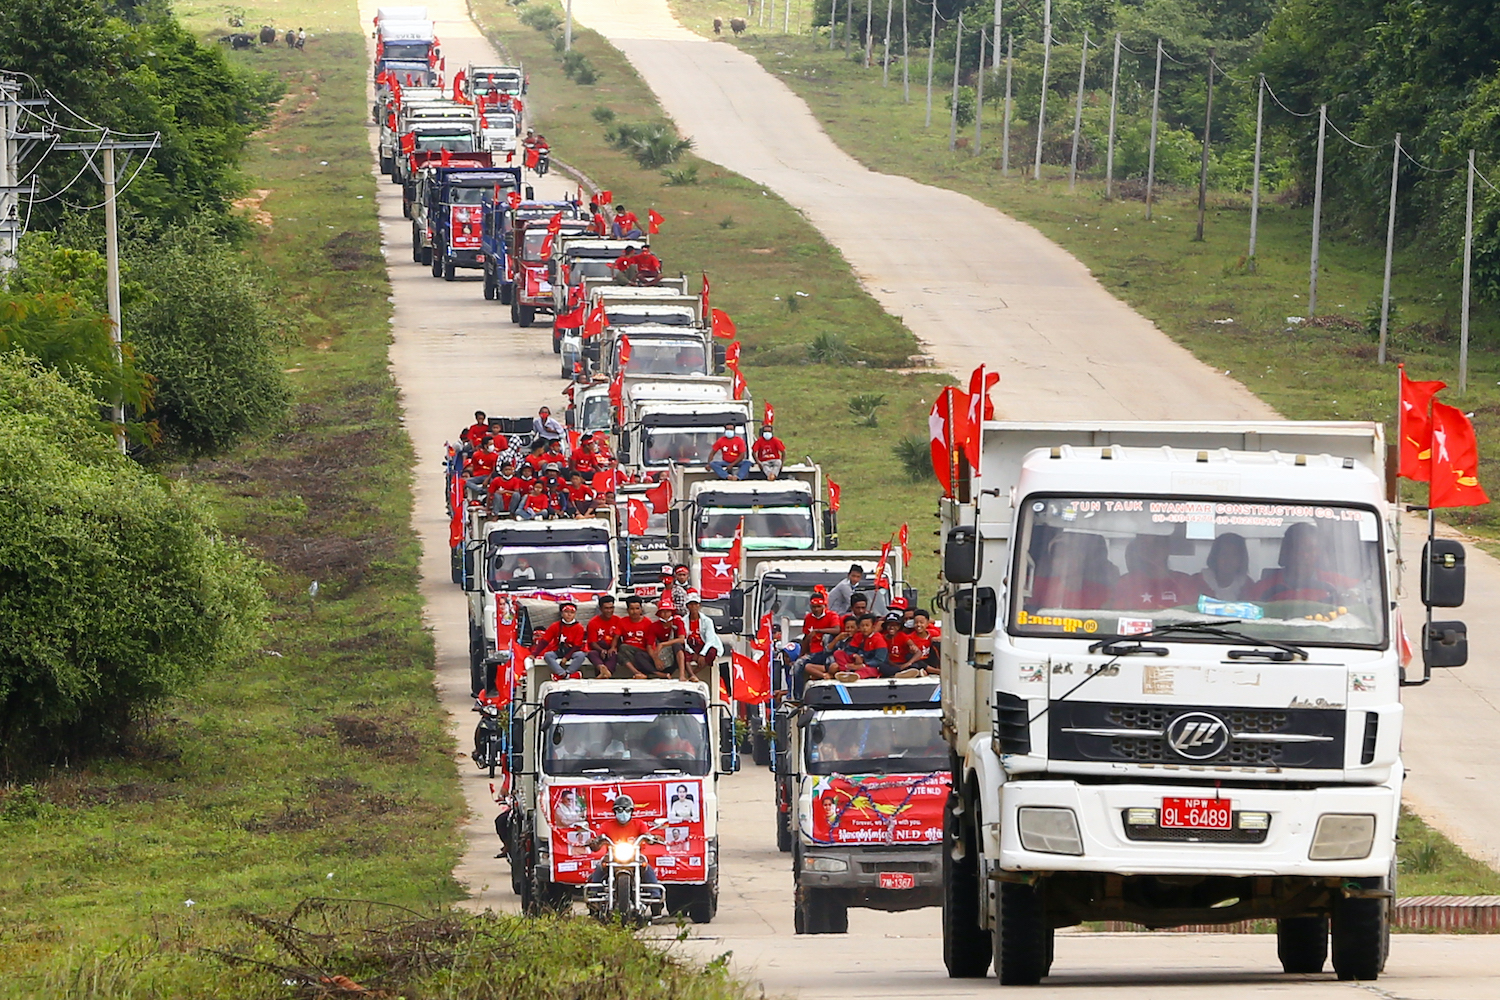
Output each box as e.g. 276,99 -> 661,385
798,844 -> 942,910
993,780 -> 1396,879
447,248 -> 484,268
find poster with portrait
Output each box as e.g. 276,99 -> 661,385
807,771 -> 949,846
546,779 -> 708,884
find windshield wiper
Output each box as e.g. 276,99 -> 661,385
1092,620 -> 1307,662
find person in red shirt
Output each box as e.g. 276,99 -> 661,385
523,439 -> 551,475
468,437 -> 500,478
751,427 -> 786,480
533,601 -> 588,677
564,471 -> 598,516
652,596 -> 687,679
612,597 -> 660,679
518,481 -> 555,520
465,411 -> 489,447
571,439 -> 600,475
612,205 -> 642,238
591,431 -> 613,461
632,243 -> 662,284
892,611 -> 940,675
586,794 -> 662,886
1108,534 -> 1197,611
834,614 -> 889,680
486,460 -> 525,514
791,588 -> 844,694
586,595 -> 621,677
708,425 -> 750,480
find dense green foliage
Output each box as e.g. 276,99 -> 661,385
0,0 -> 279,229
0,354 -> 263,766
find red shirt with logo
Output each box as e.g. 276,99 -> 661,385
534,619 -> 586,655
802,610 -> 842,653
586,613 -> 620,649
653,615 -> 685,645
469,450 -> 499,476
711,435 -> 747,464
614,617 -> 655,650
752,436 -> 786,462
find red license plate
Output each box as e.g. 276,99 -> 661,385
1160,797 -> 1231,829
878,872 -> 916,890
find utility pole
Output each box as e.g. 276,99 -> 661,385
948,13 -> 963,151
1308,104 -> 1327,317
1069,30 -> 1089,191
1248,74 -> 1265,269
1378,134 -> 1400,365
1033,0 -> 1051,181
1145,39 -> 1162,220
1001,32 -> 1013,176
564,0 -> 573,51
925,1 -> 937,127
974,29 -> 986,154
54,136 -> 160,452
1194,47 -> 1214,242
0,76 -> 50,274
1105,32 -> 1120,199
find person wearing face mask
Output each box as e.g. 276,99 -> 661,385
708,424 -> 750,480
751,424 -> 786,480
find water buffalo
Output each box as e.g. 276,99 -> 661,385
259,24 -> 276,45
730,17 -> 746,36
713,17 -> 722,34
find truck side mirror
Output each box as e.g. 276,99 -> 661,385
616,539 -> 632,585
1425,620 -> 1468,668
620,429 -> 632,454
1422,539 -> 1465,607
945,527 -> 981,583
726,588 -> 745,632
712,342 -> 727,374
524,184 -> 535,200
506,712 -> 526,775
450,544 -> 465,586
954,587 -> 998,635
822,509 -> 839,548
564,408 -> 575,428
718,715 -> 739,774
771,711 -> 791,774
667,507 -> 681,548
461,542 -> 482,592
903,586 -> 919,610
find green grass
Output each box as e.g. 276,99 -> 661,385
677,22 -> 1500,539
1398,809 -> 1500,897
471,0 -> 952,589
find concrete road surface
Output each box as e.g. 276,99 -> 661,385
356,0 -> 1500,993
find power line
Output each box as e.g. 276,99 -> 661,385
1262,79 -> 1315,117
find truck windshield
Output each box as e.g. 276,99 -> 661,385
568,259 -> 616,281
543,710 -> 710,776
1011,495 -> 1387,648
608,310 -> 694,327
621,341 -> 705,375
445,187 -> 492,205
806,709 -> 947,776
415,134 -> 475,152
643,427 -> 719,465
578,394 -> 611,432
488,543 -> 612,592
382,42 -> 432,61
698,506 -> 815,551
485,114 -> 517,131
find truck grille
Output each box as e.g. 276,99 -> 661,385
858,861 -> 935,874
1049,701 -> 1345,769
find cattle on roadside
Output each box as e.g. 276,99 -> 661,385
220,32 -> 255,50
259,24 -> 276,45
713,17 -> 722,34
285,29 -> 296,47
730,17 -> 746,36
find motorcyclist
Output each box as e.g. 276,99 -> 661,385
585,793 -> 661,885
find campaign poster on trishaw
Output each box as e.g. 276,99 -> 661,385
547,779 -> 708,884
808,772 -> 949,845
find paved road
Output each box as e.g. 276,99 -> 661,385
357,0 -> 1500,993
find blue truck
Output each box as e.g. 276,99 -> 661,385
416,166 -> 524,282
479,198 -> 582,305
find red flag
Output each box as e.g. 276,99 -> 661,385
731,651 -> 770,705
732,368 -> 747,400
507,190 -> 522,209
763,400 -> 775,427
699,521 -> 742,601
506,150 -> 515,164
599,189 -> 612,204
828,478 -> 841,512
724,340 -> 741,370
439,147 -> 452,167
1428,402 -> 1490,508
627,498 -> 650,535
929,386 -> 971,497
729,516 -> 745,577
451,69 -> 466,102
617,335 -> 633,371
555,303 -> 584,329
449,473 -> 464,547
539,211 -> 562,260
645,477 -> 673,514
524,146 -> 539,169
609,374 -> 624,418
898,522 -> 911,567
700,272 -> 710,316
964,365 -> 998,474
710,308 -> 735,339
592,468 -> 619,495
874,540 -> 893,591
584,300 -> 607,338
648,209 -> 664,235
1399,365 -> 1446,482
400,132 -> 415,154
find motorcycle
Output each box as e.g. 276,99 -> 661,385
472,687 -> 506,777
535,148 -> 550,176
582,823 -> 667,924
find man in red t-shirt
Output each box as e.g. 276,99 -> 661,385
586,594 -> 621,677
587,794 -> 662,886
564,471 -> 598,517
791,588 -> 844,695
571,440 -> 599,475
651,596 -> 687,679
612,597 -> 660,679
465,411 -> 489,447
709,425 -> 750,480
752,427 -> 786,480
486,460 -> 526,514
532,601 -> 588,677
834,614 -> 890,680
468,438 -> 500,478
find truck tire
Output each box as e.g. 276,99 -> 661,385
795,886 -> 843,935
751,721 -> 771,767
443,258 -> 456,281
688,883 -> 718,924
411,226 -> 421,263
510,299 -> 519,324
1331,896 -> 1386,981
431,251 -> 443,278
500,282 -> 513,306
775,778 -> 793,853
994,880 -> 1050,985
379,154 -> 393,174
483,272 -> 496,300
421,246 -> 432,267
1277,916 -> 1328,974
518,305 -> 536,328
942,793 -> 993,978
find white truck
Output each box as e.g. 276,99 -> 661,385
500,671 -> 738,921
936,420 -> 1469,984
616,378 -> 747,470
780,678 -> 949,933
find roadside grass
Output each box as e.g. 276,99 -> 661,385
1398,808 -> 1500,898
683,24 -> 1500,539
0,6 -> 464,994
469,0 -> 950,589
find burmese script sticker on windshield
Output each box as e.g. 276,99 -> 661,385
1015,611 -> 1100,634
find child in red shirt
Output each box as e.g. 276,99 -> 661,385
564,472 -> 597,516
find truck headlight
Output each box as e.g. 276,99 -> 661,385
1018,807 -> 1084,856
1309,814 -> 1376,860
804,856 -> 848,873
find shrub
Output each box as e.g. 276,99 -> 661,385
663,164 -> 699,186
561,50 -> 599,84
895,435 -> 931,482
847,392 -> 886,427
605,120 -> 694,169
518,3 -> 561,31
0,354 -> 264,766
591,105 -> 616,124
808,331 -> 853,365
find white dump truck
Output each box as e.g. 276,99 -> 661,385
936,421 -> 1468,984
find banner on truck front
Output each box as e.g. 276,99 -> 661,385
808,771 -> 949,846
547,779 -> 708,884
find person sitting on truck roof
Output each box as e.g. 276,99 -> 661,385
570,438 -> 600,474
668,564 -> 691,610
802,614 -> 859,685
612,205 -> 642,239
532,405 -> 565,443
631,244 -> 662,284
681,591 -> 723,683
652,596 -> 688,679
1191,532 -> 1252,601
708,425 -> 751,480
791,588 -> 845,692
586,595 -> 621,678
486,461 -> 526,514
752,426 -> 786,480
468,437 -> 501,478
1245,522 -> 1357,604
517,481 -> 557,520
826,565 -> 863,616
1109,533 -> 1197,611
522,439 -> 550,475
1031,532 -> 1114,610
833,614 -> 889,682
466,410 -> 489,444
564,471 -> 598,517
588,202 -> 609,236
612,597 -> 663,679
533,600 -> 589,678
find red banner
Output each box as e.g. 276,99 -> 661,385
547,780 -> 708,884
808,772 -> 949,846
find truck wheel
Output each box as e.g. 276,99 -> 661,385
519,841 -> 538,914
421,246 -> 432,267
443,258 -> 456,281
942,793 -> 993,978
510,299 -> 519,324
1331,896 -> 1386,981
379,154 -> 393,174
794,886 -> 828,934
500,282 -> 513,305
402,199 -> 411,220
994,880 -> 1050,985
518,305 -> 535,328
483,273 -> 496,300
431,252 -> 442,278
1277,916 -> 1328,974
411,227 -> 421,263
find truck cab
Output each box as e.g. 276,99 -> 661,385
547,238 -> 640,348
601,324 -> 713,380
779,678 -> 949,933
502,674 -> 737,921
562,285 -> 698,375
396,125 -> 480,214
936,421 -> 1468,984
619,389 -> 746,472
479,109 -> 519,153
466,64 -> 525,99
511,216 -> 592,329
416,166 -> 521,280
480,200 -> 581,306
